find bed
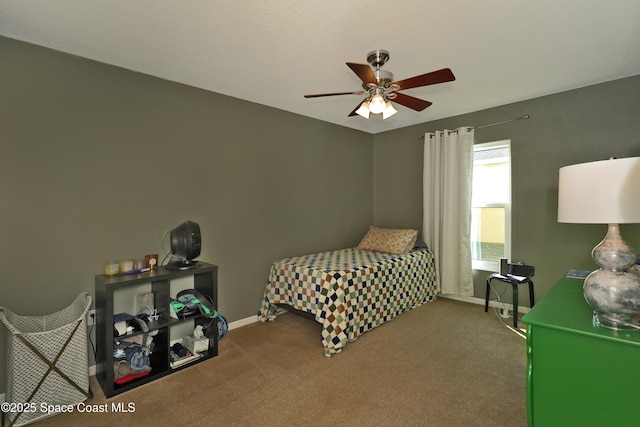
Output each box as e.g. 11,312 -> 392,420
257,226 -> 438,356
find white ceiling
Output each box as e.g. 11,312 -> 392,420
2,1 -> 639,134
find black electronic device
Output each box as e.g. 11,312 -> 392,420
508,263 -> 535,278
166,220 -> 201,270
171,342 -> 188,358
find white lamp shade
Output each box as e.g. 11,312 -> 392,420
558,157 -> 640,224
369,94 -> 386,114
382,102 -> 397,119
355,101 -> 370,119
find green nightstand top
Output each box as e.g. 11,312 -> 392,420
522,274 -> 640,346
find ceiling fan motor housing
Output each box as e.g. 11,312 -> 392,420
375,70 -> 394,86
364,50 -> 393,91
367,49 -> 390,68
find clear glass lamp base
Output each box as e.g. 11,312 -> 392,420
585,270 -> 640,330
592,311 -> 640,330
583,224 -> 640,331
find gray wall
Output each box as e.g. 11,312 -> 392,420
2,35 -> 640,396
373,75 -> 640,305
0,37 -> 373,393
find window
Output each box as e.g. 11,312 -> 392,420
471,140 -> 511,271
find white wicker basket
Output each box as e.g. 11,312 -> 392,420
1,292 -> 92,427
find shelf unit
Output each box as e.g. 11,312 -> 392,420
94,262 -> 218,397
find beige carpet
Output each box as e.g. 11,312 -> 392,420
30,298 -> 527,426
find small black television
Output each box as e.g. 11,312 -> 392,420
165,220 -> 201,270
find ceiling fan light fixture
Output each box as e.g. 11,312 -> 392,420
355,101 -> 370,119
382,102 -> 398,119
369,94 -> 386,114
305,50 -> 454,119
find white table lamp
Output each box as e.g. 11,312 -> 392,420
558,157 -> 640,329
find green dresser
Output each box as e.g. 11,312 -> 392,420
522,276 -> 640,426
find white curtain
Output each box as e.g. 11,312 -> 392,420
423,127 -> 474,296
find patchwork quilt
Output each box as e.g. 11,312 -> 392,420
258,247 -> 438,356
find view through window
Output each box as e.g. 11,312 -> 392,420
471,141 -> 511,271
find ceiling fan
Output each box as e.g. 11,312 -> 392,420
304,49 -> 455,119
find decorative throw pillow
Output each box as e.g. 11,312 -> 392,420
357,226 -> 419,254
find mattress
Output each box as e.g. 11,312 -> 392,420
258,247 -> 437,356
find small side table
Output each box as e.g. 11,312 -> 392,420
484,272 -> 535,327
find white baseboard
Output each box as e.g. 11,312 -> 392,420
440,294 -> 531,315
228,315 -> 259,330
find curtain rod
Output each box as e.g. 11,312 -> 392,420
418,114 -> 530,140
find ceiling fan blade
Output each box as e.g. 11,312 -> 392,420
348,98 -> 368,117
304,91 -> 366,98
391,68 -> 455,91
392,92 -> 433,111
346,62 -> 378,86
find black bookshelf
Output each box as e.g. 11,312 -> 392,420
94,262 -> 218,397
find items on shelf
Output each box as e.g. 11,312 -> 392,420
114,360 -> 151,385
113,312 -> 154,336
103,253 -> 159,277
104,260 -> 120,276
170,289 -> 218,320
113,312 -> 136,336
145,254 -> 158,270
169,342 -> 201,368
113,345 -> 150,371
113,311 -> 158,385
183,325 -> 210,354
137,293 -> 155,315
